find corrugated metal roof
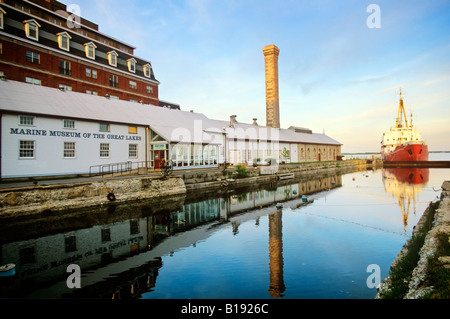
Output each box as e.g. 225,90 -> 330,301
210,120 -> 342,146
0,80 -> 341,146
0,80 -> 222,144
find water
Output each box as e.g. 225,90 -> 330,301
0,160 -> 449,299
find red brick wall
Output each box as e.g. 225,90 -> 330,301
0,40 -> 159,105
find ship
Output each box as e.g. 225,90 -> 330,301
381,89 -> 429,162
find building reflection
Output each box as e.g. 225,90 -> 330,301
0,172 -> 342,298
382,167 -> 429,231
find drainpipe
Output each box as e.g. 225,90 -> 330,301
145,126 -> 149,168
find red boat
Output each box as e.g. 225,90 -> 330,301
381,89 -> 429,162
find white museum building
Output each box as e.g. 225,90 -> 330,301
0,79 -> 341,179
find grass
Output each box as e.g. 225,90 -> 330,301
421,233 -> 450,299
379,202 -> 438,299
380,233 -> 426,299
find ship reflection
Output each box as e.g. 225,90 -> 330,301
382,167 -> 429,231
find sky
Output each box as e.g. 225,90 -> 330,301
61,0 -> 450,153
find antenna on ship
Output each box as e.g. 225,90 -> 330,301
395,88 -> 409,129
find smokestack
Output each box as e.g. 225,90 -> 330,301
263,44 -> 280,129
253,118 -> 258,125
230,115 -> 237,127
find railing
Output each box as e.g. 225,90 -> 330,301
89,161 -> 153,177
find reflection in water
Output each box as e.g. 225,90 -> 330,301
268,209 -> 285,298
0,172 -> 343,298
382,168 -> 429,231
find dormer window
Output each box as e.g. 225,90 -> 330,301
144,64 -> 152,78
108,51 -> 118,67
84,42 -> 96,60
57,32 -> 71,51
24,19 -> 41,41
0,8 -> 6,30
127,58 -> 136,73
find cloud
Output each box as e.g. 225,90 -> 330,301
348,74 -> 392,86
422,74 -> 450,86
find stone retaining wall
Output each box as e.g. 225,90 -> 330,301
0,176 -> 186,218
0,160 -> 372,218
376,180 -> 450,299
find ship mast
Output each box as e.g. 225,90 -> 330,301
395,88 -> 409,129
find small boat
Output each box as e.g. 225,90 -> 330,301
0,263 -> 16,277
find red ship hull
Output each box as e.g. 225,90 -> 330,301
382,143 -> 429,162
384,167 -> 429,184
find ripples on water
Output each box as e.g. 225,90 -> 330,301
0,165 -> 449,299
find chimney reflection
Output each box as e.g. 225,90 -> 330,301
268,209 -> 285,297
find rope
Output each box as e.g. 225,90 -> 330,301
291,209 -> 408,237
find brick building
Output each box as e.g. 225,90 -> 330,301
0,0 -> 179,108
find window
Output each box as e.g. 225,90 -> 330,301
59,60 -> 71,76
128,126 -> 137,134
108,51 -> 118,67
19,115 -> 34,126
64,142 -> 76,158
26,51 -> 40,64
100,143 -> 110,158
130,219 -> 140,234
63,119 -> 75,129
84,42 -> 96,60
20,246 -> 36,264
77,29 -> 87,36
146,85 -> 153,94
86,68 -> 97,79
109,74 -> 118,88
50,18 -> 62,26
57,32 -> 71,51
129,144 -> 137,158
99,123 -> 110,132
24,19 -> 40,40
19,140 -> 35,158
0,8 -> 5,30
15,4 -> 30,13
127,58 -> 136,73
129,80 -> 137,90
101,228 -> 111,243
59,84 -> 72,91
144,64 -> 152,78
65,235 -> 77,253
25,77 -> 41,85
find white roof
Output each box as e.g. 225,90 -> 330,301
211,120 -> 341,146
0,80 -> 341,146
0,80 -> 222,144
